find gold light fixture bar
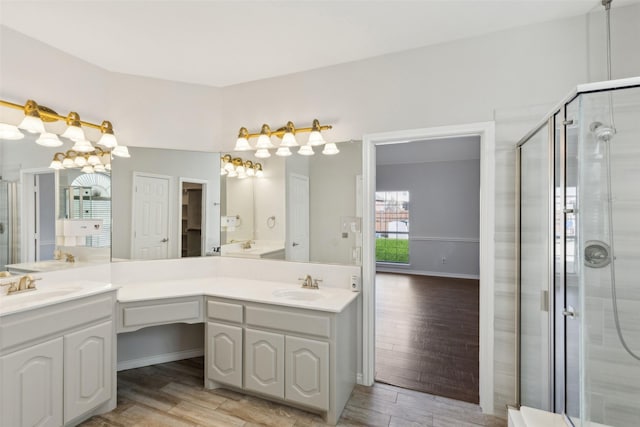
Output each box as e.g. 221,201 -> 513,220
242,119 -> 332,140
0,99 -> 107,131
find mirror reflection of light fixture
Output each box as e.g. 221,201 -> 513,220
111,145 -> 130,158
322,142 -> 340,155
72,138 -> 94,153
220,154 -> 265,179
232,119 -> 333,157
48,147 -> 112,174
298,144 -> 314,156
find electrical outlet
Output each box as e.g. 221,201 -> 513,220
350,275 -> 361,292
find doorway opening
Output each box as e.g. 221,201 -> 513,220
362,122 -> 496,414
180,180 -> 206,257
20,169 -> 56,263
373,136 -> 481,403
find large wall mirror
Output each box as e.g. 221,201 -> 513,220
1,133 -> 112,272
1,138 -> 362,272
220,140 -> 363,266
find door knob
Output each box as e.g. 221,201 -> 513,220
161,238 -> 168,243
292,242 -> 299,247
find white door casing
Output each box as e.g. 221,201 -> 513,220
132,173 -> 170,260
363,121 -> 496,414
286,173 -> 309,262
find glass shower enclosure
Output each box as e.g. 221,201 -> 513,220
517,77 -> 640,427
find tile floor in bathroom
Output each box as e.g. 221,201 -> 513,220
80,357 -> 506,427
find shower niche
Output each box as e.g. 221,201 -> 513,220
517,78 -> 640,427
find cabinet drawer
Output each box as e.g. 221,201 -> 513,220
119,297 -> 202,332
1,292 -> 115,352
207,300 -> 243,323
245,306 -> 330,338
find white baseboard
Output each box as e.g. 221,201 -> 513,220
375,267 -> 480,280
117,348 -> 204,371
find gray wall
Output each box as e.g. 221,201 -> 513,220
377,158 -> 480,278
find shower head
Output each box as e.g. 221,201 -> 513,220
590,121 -> 616,142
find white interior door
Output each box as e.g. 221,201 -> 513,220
132,174 -> 170,260
286,173 -> 309,262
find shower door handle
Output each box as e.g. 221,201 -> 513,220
562,305 -> 576,319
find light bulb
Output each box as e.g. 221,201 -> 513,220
322,142 -> 340,155
18,115 -> 45,134
255,148 -> 271,158
98,132 -> 118,148
49,160 -> 63,170
234,137 -> 251,151
0,123 -> 25,140
72,139 -> 94,153
236,165 -> 245,175
62,158 -> 75,168
275,146 -> 292,157
74,156 -> 87,167
298,144 -> 314,156
281,132 -> 298,147
256,169 -> 264,178
256,134 -> 274,149
307,130 -> 325,146
62,125 -> 86,142
112,145 -> 130,158
87,154 -> 101,165
81,165 -> 94,174
36,132 -> 63,147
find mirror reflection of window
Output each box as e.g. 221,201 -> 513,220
68,172 -> 111,248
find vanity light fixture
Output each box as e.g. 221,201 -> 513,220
220,154 -> 265,179
232,119 -> 334,157
0,98 -> 130,160
48,147 -> 112,174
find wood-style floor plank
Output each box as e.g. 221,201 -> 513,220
80,357 -> 505,427
375,273 -> 480,404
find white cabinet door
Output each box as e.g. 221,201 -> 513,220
207,322 -> 243,388
0,338 -> 63,427
64,321 -> 113,423
285,336 -> 329,410
244,328 -> 284,399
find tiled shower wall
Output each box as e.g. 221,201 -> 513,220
580,88 -> 640,426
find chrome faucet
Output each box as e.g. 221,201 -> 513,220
299,274 -> 321,289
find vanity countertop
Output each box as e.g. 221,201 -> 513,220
5,260 -> 105,273
0,279 -> 117,317
117,276 -> 359,313
0,275 -> 359,317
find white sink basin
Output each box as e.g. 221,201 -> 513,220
272,289 -> 325,301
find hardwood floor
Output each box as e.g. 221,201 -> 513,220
375,273 -> 480,404
80,357 -> 505,427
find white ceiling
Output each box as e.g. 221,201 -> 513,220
1,1 -> 637,87
376,136 -> 481,165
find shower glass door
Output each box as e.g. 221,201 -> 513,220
519,121 -> 552,411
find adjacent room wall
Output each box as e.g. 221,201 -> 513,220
376,158 -> 480,278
